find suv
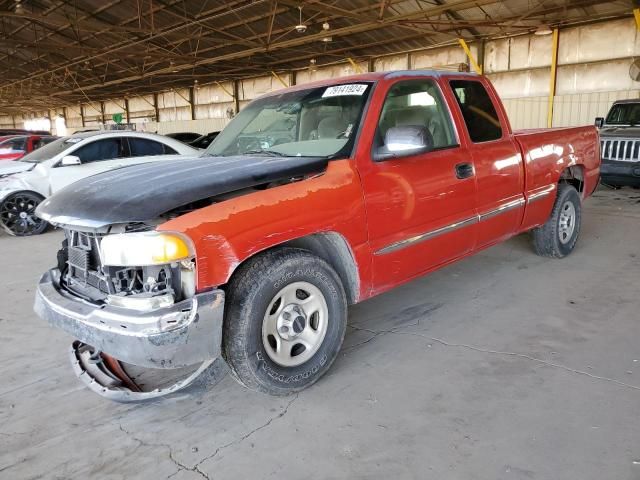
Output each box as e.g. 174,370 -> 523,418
596,99 -> 640,186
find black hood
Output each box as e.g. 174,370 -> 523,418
36,155 -> 328,228
599,126 -> 640,138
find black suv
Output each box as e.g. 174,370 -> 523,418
596,99 -> 640,186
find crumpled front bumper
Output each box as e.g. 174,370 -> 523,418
34,269 -> 225,369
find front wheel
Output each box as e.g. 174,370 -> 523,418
531,183 -> 582,258
223,248 -> 347,395
0,192 -> 48,236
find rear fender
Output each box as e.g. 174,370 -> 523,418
517,126 -> 598,231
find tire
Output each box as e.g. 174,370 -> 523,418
531,183 -> 581,258
223,248 -> 347,395
0,192 -> 48,236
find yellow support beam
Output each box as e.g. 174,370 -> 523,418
347,57 -> 364,74
458,38 -> 482,74
547,28 -> 559,128
271,71 -> 289,88
634,8 -> 640,30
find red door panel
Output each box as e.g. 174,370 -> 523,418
362,148 -> 477,293
446,77 -> 525,247
355,76 -> 478,294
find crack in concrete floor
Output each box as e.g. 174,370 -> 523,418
346,324 -> 640,392
118,394 -> 299,480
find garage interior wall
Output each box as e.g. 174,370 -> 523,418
486,18 -> 640,129
23,17 -> 640,136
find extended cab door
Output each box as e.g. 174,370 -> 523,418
447,78 -> 525,247
358,77 -> 478,293
49,137 -> 127,193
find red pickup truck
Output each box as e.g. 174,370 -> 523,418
34,71 -> 600,401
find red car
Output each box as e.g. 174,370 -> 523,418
35,71 -> 600,401
0,134 -> 57,161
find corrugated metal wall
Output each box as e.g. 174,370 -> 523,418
486,18 -> 640,129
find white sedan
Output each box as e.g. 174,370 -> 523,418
0,131 -> 197,236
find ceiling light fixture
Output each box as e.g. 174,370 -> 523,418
534,24 -> 553,36
295,6 -> 307,33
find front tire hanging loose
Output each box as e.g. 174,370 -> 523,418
0,192 -> 48,236
223,248 -> 347,395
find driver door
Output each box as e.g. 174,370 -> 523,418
49,137 -> 127,193
359,78 -> 478,292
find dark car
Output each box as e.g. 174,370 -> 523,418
596,99 -> 640,186
189,131 -> 220,149
165,132 -> 201,143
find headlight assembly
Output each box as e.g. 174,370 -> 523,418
100,231 -> 194,266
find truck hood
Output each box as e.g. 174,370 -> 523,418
599,126 -> 640,138
0,159 -> 33,176
36,154 -> 328,228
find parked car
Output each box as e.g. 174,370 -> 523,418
0,131 -> 197,236
596,99 -> 640,186
189,131 -> 220,149
34,71 -> 600,401
165,132 -> 201,143
0,134 -> 58,161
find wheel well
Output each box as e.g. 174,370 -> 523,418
559,165 -> 585,196
223,233 -> 360,304
278,233 -> 360,305
1,190 -> 45,201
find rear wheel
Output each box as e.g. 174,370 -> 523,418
0,192 -> 48,236
223,248 -> 347,395
532,183 -> 581,258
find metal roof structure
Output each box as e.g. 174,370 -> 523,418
0,0 -> 633,114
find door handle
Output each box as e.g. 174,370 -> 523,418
455,162 -> 475,179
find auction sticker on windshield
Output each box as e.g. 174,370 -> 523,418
322,84 -> 368,97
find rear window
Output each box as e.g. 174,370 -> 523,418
128,138 -> 177,156
450,80 -> 502,143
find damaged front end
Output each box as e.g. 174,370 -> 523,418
34,224 -> 226,401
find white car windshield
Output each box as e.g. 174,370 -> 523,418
205,83 -> 373,158
20,136 -> 83,163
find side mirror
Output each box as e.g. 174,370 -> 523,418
594,117 -> 604,128
60,155 -> 81,166
375,125 -> 433,161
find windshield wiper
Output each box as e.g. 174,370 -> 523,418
243,149 -> 288,156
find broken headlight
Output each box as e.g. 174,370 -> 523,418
100,231 -> 194,267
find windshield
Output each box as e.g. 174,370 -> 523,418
605,103 -> 640,126
20,136 -> 83,163
0,136 -> 26,153
205,82 -> 373,158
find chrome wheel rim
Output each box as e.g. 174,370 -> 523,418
558,200 -> 576,244
0,194 -> 44,235
262,281 -> 328,367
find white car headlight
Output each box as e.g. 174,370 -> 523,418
100,231 -> 194,267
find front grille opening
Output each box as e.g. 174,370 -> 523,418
601,138 -> 640,162
60,228 -> 183,304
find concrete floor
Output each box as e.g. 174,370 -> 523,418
1,187 -> 639,480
